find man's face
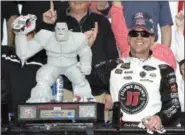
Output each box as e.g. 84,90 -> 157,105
127,28 -> 155,58
68,1 -> 90,13
55,23 -> 69,41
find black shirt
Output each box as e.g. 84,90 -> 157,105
1,46 -> 47,116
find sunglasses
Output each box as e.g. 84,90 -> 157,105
128,30 -> 153,38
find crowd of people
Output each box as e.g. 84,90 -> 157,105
1,0 -> 184,132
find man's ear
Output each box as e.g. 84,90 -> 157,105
150,35 -> 155,45
127,36 -> 131,46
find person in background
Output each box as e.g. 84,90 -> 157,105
1,31 -> 47,118
179,60 -> 185,127
172,10 -> 184,63
90,1 -> 111,17
173,10 -> 185,127
178,60 -> 184,113
1,1 -> 19,46
170,1 -> 184,60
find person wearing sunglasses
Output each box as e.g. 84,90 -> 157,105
128,30 -> 153,38
110,3 -> 176,72
92,11 -> 181,133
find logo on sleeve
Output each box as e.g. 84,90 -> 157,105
119,83 -> 148,114
168,77 -> 176,84
121,63 -> 130,69
159,64 -> 168,69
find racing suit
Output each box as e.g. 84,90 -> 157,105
92,52 -> 181,125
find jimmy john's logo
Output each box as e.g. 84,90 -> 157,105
119,83 -> 148,114
121,63 -> 130,69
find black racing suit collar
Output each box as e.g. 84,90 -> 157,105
129,50 -> 153,62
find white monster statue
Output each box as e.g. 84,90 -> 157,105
12,14 -> 95,103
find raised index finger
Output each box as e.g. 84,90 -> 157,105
50,0 -> 54,11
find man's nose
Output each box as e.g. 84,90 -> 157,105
136,34 -> 143,39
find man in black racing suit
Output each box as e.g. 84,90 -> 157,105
91,12 -> 181,132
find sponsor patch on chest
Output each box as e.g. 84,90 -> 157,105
120,63 -> 130,69
119,82 -> 148,114
143,65 -> 156,71
115,69 -> 123,74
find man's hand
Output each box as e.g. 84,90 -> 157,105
43,0 -> 57,24
142,115 -> 162,132
84,22 -> 98,47
12,14 -> 36,35
113,0 -> 122,7
176,10 -> 184,33
104,94 -> 112,110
